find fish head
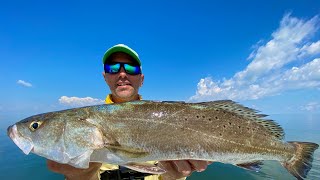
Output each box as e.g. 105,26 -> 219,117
7,108 -> 104,168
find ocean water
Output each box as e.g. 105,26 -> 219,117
0,114 -> 319,180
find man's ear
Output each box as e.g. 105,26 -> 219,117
140,74 -> 144,87
102,72 -> 108,82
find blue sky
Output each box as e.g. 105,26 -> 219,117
1,0 -> 320,120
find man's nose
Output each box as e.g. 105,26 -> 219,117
118,67 -> 127,77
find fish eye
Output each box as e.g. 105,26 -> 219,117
29,121 -> 42,131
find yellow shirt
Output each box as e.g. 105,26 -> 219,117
100,94 -> 162,180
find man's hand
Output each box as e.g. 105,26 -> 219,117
159,160 -> 212,180
47,160 -> 102,180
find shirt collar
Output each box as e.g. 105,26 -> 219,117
105,94 -> 142,104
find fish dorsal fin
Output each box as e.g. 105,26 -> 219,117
198,100 -> 285,140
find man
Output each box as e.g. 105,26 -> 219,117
47,44 -> 211,180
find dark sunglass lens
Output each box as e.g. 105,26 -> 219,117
104,63 -> 120,74
124,64 -> 141,75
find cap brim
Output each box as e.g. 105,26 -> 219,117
102,45 -> 141,66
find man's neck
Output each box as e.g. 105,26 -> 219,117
111,94 -> 140,103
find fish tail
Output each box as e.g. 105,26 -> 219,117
282,141 -> 319,180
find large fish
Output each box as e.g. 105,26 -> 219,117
7,100 -> 319,179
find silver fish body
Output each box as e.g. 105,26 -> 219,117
7,100 -> 319,179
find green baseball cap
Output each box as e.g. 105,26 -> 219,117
102,44 -> 141,66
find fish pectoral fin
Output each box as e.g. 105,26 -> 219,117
69,150 -> 93,169
123,162 -> 166,174
236,161 -> 263,172
106,144 -> 149,158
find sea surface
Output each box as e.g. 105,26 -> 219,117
0,114 -> 319,180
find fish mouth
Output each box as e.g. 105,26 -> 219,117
7,125 -> 34,155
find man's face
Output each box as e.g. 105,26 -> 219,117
103,52 -> 144,102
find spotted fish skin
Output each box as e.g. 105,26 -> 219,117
7,100 -> 319,179
91,101 -> 290,161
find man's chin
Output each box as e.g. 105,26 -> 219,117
115,91 -> 135,100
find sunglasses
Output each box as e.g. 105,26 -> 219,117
104,62 -> 141,75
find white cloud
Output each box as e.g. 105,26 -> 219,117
301,102 -> 320,111
17,80 -> 32,87
190,14 -> 320,102
59,96 -> 104,107
299,40 -> 320,57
